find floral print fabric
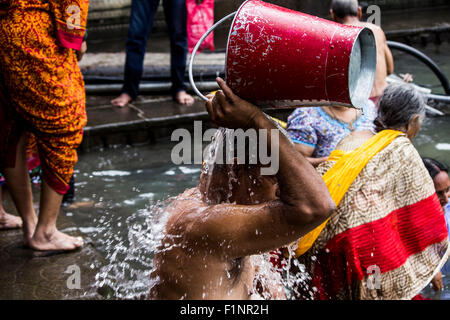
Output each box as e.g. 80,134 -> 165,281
286,101 -> 377,158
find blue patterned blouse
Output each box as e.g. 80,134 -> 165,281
286,101 -> 377,158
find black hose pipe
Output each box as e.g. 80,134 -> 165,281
84,71 -> 226,85
387,40 -> 450,95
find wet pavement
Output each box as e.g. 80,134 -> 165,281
0,191 -> 104,300
81,95 -> 212,151
80,52 -> 225,76
78,48 -> 226,151
85,95 -> 207,127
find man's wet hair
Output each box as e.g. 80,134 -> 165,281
210,126 -> 268,173
423,158 -> 449,180
207,116 -> 291,173
331,0 -> 359,19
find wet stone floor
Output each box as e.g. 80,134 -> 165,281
0,191 -> 104,300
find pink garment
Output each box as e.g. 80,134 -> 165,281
186,0 -> 215,53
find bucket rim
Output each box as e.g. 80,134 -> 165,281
348,26 -> 377,109
224,0 -> 376,109
225,0 -> 253,85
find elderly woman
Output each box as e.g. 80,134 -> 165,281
288,83 -> 449,300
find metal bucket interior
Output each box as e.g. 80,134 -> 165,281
349,27 -> 377,109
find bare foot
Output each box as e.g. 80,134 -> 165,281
22,220 -> 37,247
0,211 -> 23,230
29,229 -> 84,252
174,91 -> 194,106
111,93 -> 132,108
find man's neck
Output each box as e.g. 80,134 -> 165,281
340,16 -> 361,26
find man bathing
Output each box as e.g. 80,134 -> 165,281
149,78 -> 335,299
330,0 -> 394,103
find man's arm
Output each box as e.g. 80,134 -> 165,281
186,78 -> 335,260
383,32 -> 394,75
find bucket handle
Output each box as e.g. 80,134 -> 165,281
188,11 -> 236,101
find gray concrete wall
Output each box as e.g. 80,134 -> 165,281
86,0 -> 450,49
87,0 -> 450,27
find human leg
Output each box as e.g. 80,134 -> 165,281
2,133 -> 36,241
28,179 -> 83,251
115,0 -> 160,104
163,0 -> 194,105
0,185 -> 23,230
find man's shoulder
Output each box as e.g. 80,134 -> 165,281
165,188 -> 206,231
360,22 -> 386,38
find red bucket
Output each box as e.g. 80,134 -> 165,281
225,0 -> 376,109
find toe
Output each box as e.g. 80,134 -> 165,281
75,236 -> 84,247
0,214 -> 23,229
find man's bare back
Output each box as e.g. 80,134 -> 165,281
330,0 -> 394,98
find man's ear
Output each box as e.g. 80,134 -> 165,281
357,6 -> 363,20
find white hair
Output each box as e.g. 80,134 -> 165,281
375,82 -> 427,131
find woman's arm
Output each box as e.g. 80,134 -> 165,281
294,143 -> 328,167
49,0 -> 89,51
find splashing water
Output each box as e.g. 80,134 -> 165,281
91,127 -> 316,300
202,127 -> 239,204
93,130 -> 232,299
94,198 -> 174,299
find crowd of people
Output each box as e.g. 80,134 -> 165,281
0,0 -> 449,300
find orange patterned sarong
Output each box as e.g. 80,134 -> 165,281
0,0 -> 89,194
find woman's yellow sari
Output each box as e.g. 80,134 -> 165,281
291,131 -> 448,299
291,130 -> 402,256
